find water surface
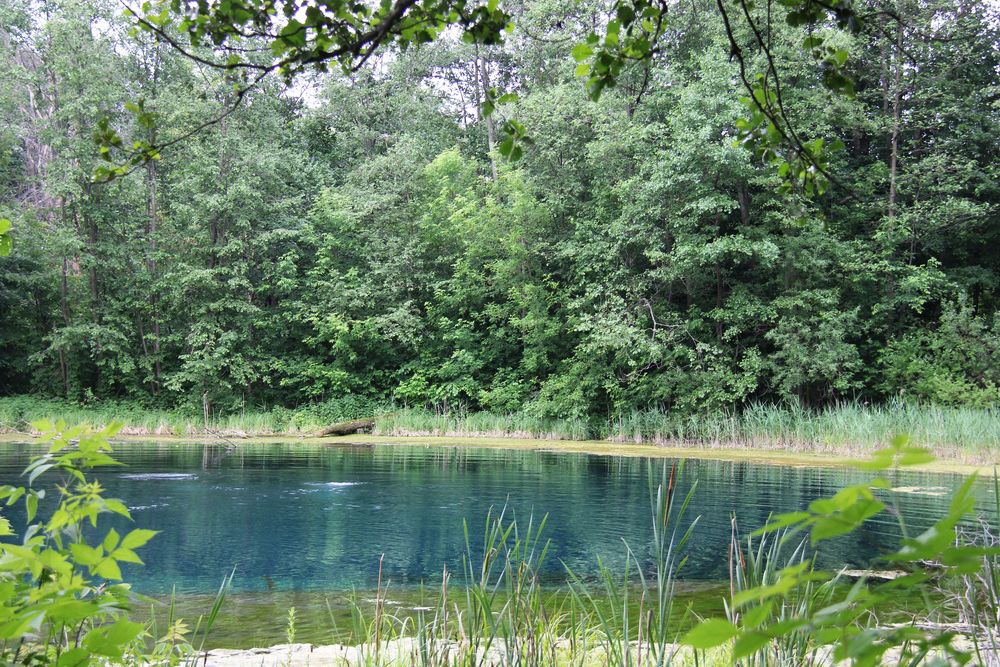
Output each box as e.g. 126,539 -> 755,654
0,441 -> 982,596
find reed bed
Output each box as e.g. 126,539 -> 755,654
4,396 -> 1000,461
0,395 -> 375,436
323,464 -> 723,667
374,410 -> 593,441
377,401 -> 1000,461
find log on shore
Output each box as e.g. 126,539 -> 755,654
312,417 -> 376,437
312,413 -> 398,437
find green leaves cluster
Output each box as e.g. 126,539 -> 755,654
92,102 -> 161,184
0,421 -> 158,666
135,0 -> 512,79
571,0 -> 664,101
572,0 -> 861,195
0,219 -> 11,256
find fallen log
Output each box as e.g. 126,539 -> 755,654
312,412 -> 399,437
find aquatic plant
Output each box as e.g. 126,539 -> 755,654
722,520 -> 842,665
564,462 -> 698,667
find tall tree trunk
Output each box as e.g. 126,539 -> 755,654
476,46 -> 499,184
146,154 -> 162,389
887,8 -> 904,226
85,203 -> 102,390
60,257 -> 71,396
736,183 -> 750,227
884,4 -> 905,340
715,211 -> 724,342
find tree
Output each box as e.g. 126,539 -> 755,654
99,0 -> 874,194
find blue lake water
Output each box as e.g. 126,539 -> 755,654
0,441 -> 985,597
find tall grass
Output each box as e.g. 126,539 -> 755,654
564,463 -> 699,667
945,472 -> 1000,666
0,395 -> 385,436
328,464 -> 714,667
5,395 -> 1000,459
606,401 -> 1000,458
375,409 -> 593,441
725,520 -> 842,666
377,402 -> 1000,459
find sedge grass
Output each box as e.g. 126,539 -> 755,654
0,395 -> 386,437
327,466 -> 707,667
5,395 -> 1000,461
376,402 -> 1000,461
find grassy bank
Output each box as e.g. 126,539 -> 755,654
375,402 -> 1000,462
3,395 -> 1000,463
0,395 -> 379,436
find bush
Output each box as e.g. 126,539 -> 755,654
882,298 -> 1000,407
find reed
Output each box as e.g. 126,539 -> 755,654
309,462 -> 1000,666
0,395 -> 387,437
6,396 -> 1000,459
375,409 -> 593,441
564,462 -> 699,667
377,402 -> 1000,460
324,464 -> 712,667
943,472 -> 1000,666
724,520 -> 841,666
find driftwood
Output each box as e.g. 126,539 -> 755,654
312,413 -> 399,437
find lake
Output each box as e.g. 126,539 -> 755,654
0,440 -> 984,646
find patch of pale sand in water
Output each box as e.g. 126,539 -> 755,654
889,486 -> 951,496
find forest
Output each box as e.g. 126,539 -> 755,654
1,0 -> 999,426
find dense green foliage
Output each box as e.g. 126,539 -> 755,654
1,0 -> 998,422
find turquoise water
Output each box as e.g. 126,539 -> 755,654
0,442 -> 982,597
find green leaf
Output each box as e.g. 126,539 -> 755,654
755,511 -> 809,535
120,528 -> 158,550
681,619 -> 739,648
31,419 -> 53,433
103,528 -> 120,552
733,631 -> 772,659
70,542 -> 103,566
571,43 -> 593,62
56,647 -> 90,667
741,600 -> 774,628
95,557 -> 123,580
28,463 -> 54,486
83,619 -> 144,657
26,494 -> 37,522
110,547 -> 144,564
104,498 -> 131,518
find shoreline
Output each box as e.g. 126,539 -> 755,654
0,431 -> 991,476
